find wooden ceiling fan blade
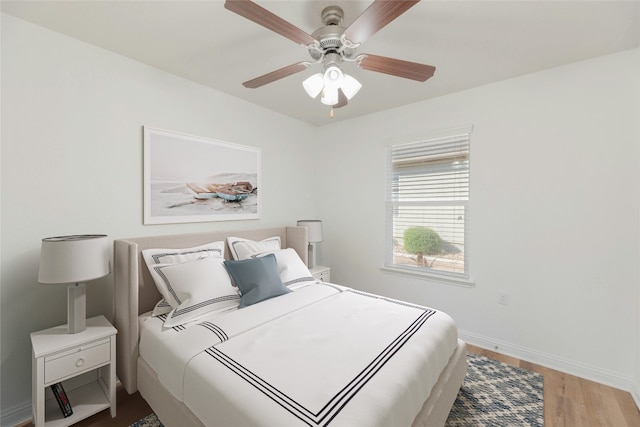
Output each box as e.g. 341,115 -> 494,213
242,62 -> 309,88
333,89 -> 348,108
358,54 -> 435,81
343,0 -> 420,44
225,0 -> 316,46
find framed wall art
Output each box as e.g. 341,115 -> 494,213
143,127 -> 261,224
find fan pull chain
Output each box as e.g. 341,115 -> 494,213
330,107 -> 334,119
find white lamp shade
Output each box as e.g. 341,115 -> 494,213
38,234 -> 110,284
341,74 -> 362,100
303,73 -> 324,98
297,220 -> 323,243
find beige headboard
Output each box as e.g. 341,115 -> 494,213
113,226 -> 308,393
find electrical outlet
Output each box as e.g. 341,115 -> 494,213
498,292 -> 509,305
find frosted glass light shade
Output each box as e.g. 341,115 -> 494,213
341,74 -> 362,100
304,64 -> 361,107
302,73 -> 324,98
323,65 -> 344,88
321,87 -> 339,106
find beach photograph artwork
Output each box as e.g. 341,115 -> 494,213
144,127 -> 260,224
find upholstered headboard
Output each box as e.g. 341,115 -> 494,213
113,226 -> 308,393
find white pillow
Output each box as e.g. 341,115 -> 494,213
142,241 -> 225,310
255,248 -> 315,287
227,236 -> 281,260
151,299 -> 172,316
158,257 -> 239,327
143,241 -> 224,265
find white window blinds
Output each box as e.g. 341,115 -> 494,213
386,128 -> 471,278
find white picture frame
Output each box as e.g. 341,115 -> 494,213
143,127 -> 261,225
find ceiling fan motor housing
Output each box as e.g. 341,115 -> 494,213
321,5 -> 343,25
311,26 -> 344,51
310,5 -> 356,61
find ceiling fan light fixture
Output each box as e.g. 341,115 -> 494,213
321,87 -> 339,106
302,73 -> 324,98
341,74 -> 362,100
323,65 -> 344,88
228,0 -> 437,117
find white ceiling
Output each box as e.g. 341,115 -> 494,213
2,1 -> 639,126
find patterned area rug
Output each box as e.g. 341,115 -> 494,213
130,414 -> 163,427
130,353 -> 543,427
446,353 -> 544,426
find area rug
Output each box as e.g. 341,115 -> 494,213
446,353 -> 544,426
130,413 -> 163,427
130,353 -> 543,427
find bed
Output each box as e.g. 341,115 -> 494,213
114,226 -> 467,427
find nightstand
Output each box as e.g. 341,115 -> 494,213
310,265 -> 330,282
30,315 -> 117,427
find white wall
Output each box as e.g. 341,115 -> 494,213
637,48 -> 640,410
315,49 -> 640,392
2,11 -> 640,426
0,14 -> 316,425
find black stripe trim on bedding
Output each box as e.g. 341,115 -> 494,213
316,283 -> 344,292
151,248 -> 223,264
153,266 -> 182,305
168,294 -> 240,320
346,289 -> 427,310
198,321 -> 229,342
156,299 -> 171,308
156,314 -> 185,331
205,307 -> 436,426
284,276 -> 315,286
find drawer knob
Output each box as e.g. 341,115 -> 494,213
75,357 -> 85,368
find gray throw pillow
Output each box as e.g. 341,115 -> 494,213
223,254 -> 291,307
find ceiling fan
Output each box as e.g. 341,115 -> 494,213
224,0 -> 435,114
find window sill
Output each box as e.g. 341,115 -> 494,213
380,265 -> 475,287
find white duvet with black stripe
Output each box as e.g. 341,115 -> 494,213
139,283 -> 458,427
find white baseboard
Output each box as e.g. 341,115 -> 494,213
1,401 -> 31,427
632,389 -> 640,411
459,329 -> 634,395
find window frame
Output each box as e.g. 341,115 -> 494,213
383,126 -> 474,287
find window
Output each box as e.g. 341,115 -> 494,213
385,127 -> 471,282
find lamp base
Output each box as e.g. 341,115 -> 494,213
308,243 -> 317,269
67,283 -> 86,334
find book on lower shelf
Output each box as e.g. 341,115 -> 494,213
51,382 -> 73,418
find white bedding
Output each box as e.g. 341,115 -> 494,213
139,282 -> 458,427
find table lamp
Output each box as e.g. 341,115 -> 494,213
296,220 -> 323,268
38,234 -> 110,334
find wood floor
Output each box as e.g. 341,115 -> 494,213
17,386 -> 153,427
467,344 -> 640,427
18,344 -> 640,427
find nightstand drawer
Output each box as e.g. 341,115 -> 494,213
310,265 -> 330,283
44,338 -> 110,384
315,271 -> 330,282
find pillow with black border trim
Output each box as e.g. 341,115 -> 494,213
223,254 -> 291,308
227,236 -> 281,260
142,241 -> 225,314
252,248 -> 315,287
159,256 -> 240,327
151,299 -> 172,316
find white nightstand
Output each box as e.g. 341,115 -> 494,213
30,315 -> 117,427
310,265 -> 330,282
